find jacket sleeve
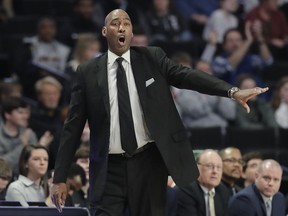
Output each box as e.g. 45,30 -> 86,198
147,47 -> 233,97
53,64 -> 87,183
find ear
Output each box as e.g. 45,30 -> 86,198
3,112 -> 10,121
102,26 -> 107,37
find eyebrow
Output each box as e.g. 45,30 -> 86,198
110,17 -> 131,23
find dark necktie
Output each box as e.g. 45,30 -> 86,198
116,57 -> 138,155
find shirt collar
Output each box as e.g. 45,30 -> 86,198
18,175 -> 35,187
107,49 -> 131,65
199,183 -> 215,196
260,193 -> 273,204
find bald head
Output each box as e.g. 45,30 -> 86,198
219,147 -> 241,159
104,9 -> 131,26
197,149 -> 221,164
197,149 -> 223,190
258,159 -> 282,174
255,159 -> 282,197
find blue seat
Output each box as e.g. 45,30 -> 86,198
0,207 -> 90,216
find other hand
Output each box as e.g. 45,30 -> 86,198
50,183 -> 68,213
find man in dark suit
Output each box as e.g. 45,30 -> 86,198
176,149 -> 230,216
51,9 -> 269,216
219,147 -> 243,196
228,159 -> 286,216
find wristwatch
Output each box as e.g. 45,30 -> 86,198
228,87 -> 240,100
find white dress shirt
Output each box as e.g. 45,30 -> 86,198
200,184 -> 216,216
107,49 -> 152,153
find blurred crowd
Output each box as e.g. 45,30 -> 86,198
0,0 -> 288,215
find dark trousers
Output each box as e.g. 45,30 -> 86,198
93,144 -> 168,216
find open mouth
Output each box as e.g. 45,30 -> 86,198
118,36 -> 125,45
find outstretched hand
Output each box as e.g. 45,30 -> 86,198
233,87 -> 269,113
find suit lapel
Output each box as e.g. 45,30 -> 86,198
95,53 -> 110,119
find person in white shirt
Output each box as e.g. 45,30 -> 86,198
271,76 -> 288,128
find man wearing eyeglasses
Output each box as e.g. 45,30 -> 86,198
219,147 -> 243,197
227,159 -> 285,216
176,149 -> 230,216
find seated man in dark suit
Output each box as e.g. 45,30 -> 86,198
228,159 -> 285,216
219,147 -> 243,196
176,149 -> 230,216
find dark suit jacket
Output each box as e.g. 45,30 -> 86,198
53,46 -> 233,206
176,181 -> 230,216
228,184 -> 286,216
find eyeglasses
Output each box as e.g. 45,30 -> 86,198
262,175 -> 280,183
223,158 -> 245,166
198,163 -> 223,171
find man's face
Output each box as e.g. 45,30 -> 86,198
223,31 -> 243,54
102,10 -> 133,56
38,20 -> 56,42
242,158 -> 263,185
38,84 -> 61,110
198,152 -> 223,190
222,149 -> 243,180
255,165 -> 282,197
5,107 -> 29,128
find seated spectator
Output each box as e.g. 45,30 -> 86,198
212,23 -> 273,85
227,159 -> 286,216
29,77 -> 63,169
203,0 -> 239,43
5,145 -> 49,206
65,163 -> 87,207
176,149 -> 230,216
271,76 -> 288,128
58,0 -> 102,47
144,0 -> 192,44
73,146 -> 89,207
65,33 -> 101,76
172,53 -> 236,130
219,147 -> 243,197
12,17 -> 71,98
240,151 -> 263,188
245,0 -> 288,60
0,158 -> 12,200
171,0 -> 218,36
234,74 -> 277,129
0,97 -> 38,173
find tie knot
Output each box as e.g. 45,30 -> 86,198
208,191 -> 214,197
116,57 -> 124,65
